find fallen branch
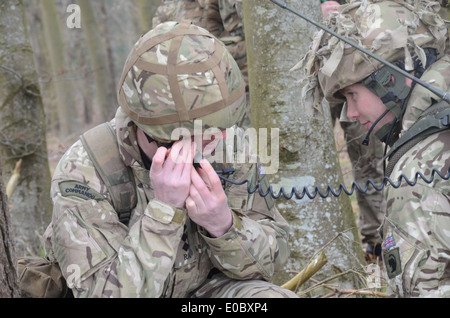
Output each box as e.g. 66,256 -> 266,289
282,252 -> 327,291
6,159 -> 22,199
296,269 -> 364,296
310,278 -> 386,298
339,289 -> 386,297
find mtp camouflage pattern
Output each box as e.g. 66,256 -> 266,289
298,0 -> 447,109
380,54 -> 450,297
330,105 -> 385,248
152,0 -> 250,128
43,107 -> 296,297
300,0 -> 450,297
152,0 -> 247,83
43,22 -> 296,297
118,20 -> 246,142
319,0 -> 386,249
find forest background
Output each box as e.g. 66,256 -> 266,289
0,0 -> 411,297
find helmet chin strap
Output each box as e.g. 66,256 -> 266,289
361,49 -> 438,147
362,112 -> 401,174
360,64 -> 413,146
362,109 -> 390,146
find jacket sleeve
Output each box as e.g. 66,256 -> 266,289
46,140 -> 186,298
383,132 -> 450,297
200,161 -> 291,281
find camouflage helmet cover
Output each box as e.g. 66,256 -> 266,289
298,0 -> 447,107
118,20 -> 246,142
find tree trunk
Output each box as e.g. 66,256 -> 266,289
137,0 -> 159,33
78,0 -> 116,122
39,0 -> 79,137
0,0 -> 53,256
243,0 -> 365,294
0,159 -> 21,298
23,0 -> 59,136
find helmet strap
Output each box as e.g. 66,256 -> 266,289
362,109 -> 390,146
362,99 -> 405,146
374,119 -> 401,147
360,64 -> 412,146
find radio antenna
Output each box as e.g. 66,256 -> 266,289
269,0 -> 450,103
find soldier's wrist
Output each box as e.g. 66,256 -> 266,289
145,199 -> 186,225
199,210 -> 242,238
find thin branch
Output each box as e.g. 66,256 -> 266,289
282,252 -> 327,291
310,278 -> 386,297
297,269 -> 362,296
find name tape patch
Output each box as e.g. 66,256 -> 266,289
59,180 -> 105,201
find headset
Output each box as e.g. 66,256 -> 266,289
214,0 -> 450,200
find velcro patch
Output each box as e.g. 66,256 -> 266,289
59,180 -> 105,201
384,247 -> 402,279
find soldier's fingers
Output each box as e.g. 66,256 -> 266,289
181,142 -> 195,179
169,139 -> 191,174
191,166 -> 212,202
198,159 -> 222,194
186,196 -> 197,213
196,166 -> 212,189
188,183 -> 206,212
150,146 -> 168,175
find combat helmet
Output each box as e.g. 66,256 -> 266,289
299,0 -> 447,144
117,20 -> 246,142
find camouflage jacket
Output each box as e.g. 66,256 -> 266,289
152,0 -> 247,83
43,107 -> 290,298
381,54 -> 450,297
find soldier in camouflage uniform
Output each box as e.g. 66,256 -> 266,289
301,0 -> 450,297
42,21 -> 297,298
320,0 -> 385,260
152,0 -> 250,129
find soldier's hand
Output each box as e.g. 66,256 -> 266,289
150,140 -> 194,208
321,1 -> 340,18
186,159 -> 233,237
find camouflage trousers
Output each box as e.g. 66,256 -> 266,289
189,272 -> 298,298
331,105 -> 385,247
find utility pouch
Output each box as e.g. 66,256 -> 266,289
17,257 -> 72,298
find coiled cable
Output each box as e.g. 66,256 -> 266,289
216,167 -> 450,200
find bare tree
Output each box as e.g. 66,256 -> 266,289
0,161 -> 20,298
243,0 -> 365,294
0,0 -> 53,256
137,0 -> 159,33
39,0 -> 80,137
78,0 -> 116,121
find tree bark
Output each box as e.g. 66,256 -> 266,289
0,161 -> 21,298
39,0 -> 79,137
243,0 -> 365,294
78,0 -> 116,122
137,0 -> 159,33
0,0 -> 53,256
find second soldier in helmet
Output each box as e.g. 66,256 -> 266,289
302,0 -> 450,297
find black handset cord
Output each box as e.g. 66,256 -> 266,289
215,167 -> 450,200
217,1 -> 450,200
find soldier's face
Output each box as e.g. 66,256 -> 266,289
342,83 -> 396,132
136,127 -> 226,161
